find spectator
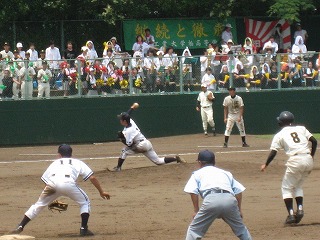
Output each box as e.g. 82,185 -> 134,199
143,48 -> 160,92
110,37 -> 121,53
181,47 -> 193,83
294,23 -> 308,43
132,35 -> 149,56
221,23 -> 233,45
26,43 -> 39,61
45,40 -> 61,72
243,37 -> 257,54
75,46 -> 90,95
16,42 -> 25,59
200,49 -> 209,80
290,59 -> 303,87
131,67 -> 143,94
34,50 -> 46,71
37,61 -> 52,98
20,57 -> 36,99
0,42 -> 14,60
144,28 -> 155,49
291,36 -> 307,60
280,63 -> 291,89
242,48 -> 254,73
1,69 -> 14,98
248,65 -> 261,89
263,35 -> 278,54
267,63 -> 279,89
63,41 -> 78,68
273,23 -> 284,53
222,39 -> 234,54
261,63 -> 271,89
217,64 -> 230,90
85,40 -> 98,65
86,67 -> 98,96
233,63 -> 246,89
201,67 -> 216,91
163,46 -> 178,76
102,48 -> 114,68
12,61 -> 22,99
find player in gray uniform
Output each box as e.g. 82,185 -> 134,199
261,111 -> 317,224
11,144 -> 111,236
113,105 -> 186,171
223,87 -> 249,147
184,150 -> 252,240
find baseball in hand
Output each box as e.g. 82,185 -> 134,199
132,102 -> 139,109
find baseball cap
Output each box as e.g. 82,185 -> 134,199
16,42 -> 23,48
110,37 -> 117,41
201,83 -> 207,88
40,49 -> 45,54
225,23 -> 232,28
3,42 -> 10,46
228,87 -> 236,91
58,144 -> 73,157
117,112 -> 131,122
227,39 -> 234,44
197,150 -> 215,164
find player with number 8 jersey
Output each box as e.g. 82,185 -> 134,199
261,111 -> 317,225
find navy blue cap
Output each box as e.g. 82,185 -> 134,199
117,112 -> 131,122
197,150 -> 215,164
58,144 -> 73,157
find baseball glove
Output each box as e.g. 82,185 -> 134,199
117,131 -> 126,145
48,200 -> 68,213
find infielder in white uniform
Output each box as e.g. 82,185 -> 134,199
261,111 -> 317,225
113,104 -> 186,171
223,87 -> 249,148
196,84 -> 216,136
184,150 -> 252,240
11,144 -> 111,236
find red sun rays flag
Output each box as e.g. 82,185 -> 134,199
245,18 -> 291,50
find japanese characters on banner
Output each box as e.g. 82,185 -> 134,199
123,19 -> 237,50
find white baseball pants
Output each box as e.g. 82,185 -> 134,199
224,114 -> 246,136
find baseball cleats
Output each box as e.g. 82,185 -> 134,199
176,155 -> 187,164
285,214 -> 296,225
223,143 -> 228,148
10,226 -> 23,234
295,209 -> 304,223
212,128 -> 216,136
204,131 -> 208,136
242,143 -> 250,147
80,227 -> 94,236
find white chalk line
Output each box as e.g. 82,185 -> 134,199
0,149 -> 269,164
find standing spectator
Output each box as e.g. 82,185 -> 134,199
110,37 -> 121,53
261,111 -> 317,225
223,87 -> 249,148
273,24 -> 284,53
181,47 -> 193,84
293,23 -> 308,43
184,149 -> 252,240
63,41 -> 77,68
200,49 -> 209,80
291,36 -> 307,60
201,67 -> 216,91
85,40 -> 98,65
45,40 -> 61,71
75,46 -> 90,95
290,59 -> 303,87
196,84 -> 216,136
86,67 -> 98,96
37,61 -> 52,98
26,43 -> 39,61
20,59 -> 36,99
16,42 -> 25,59
144,28 -> 155,49
303,61 -> 317,87
1,69 -> 14,98
0,42 -> 14,60
163,46 -> 178,76
143,48 -> 160,92
12,61 -> 22,100
34,50 -> 46,71
132,35 -> 149,56
221,23 -> 233,45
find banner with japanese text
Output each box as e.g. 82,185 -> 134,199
123,18 -> 237,50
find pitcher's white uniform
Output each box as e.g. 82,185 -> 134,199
270,125 -> 313,199
197,90 -> 215,134
223,95 -> 246,136
24,158 -> 93,220
120,119 -> 166,165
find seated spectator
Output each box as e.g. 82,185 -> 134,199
290,59 -> 303,87
241,48 -> 254,73
217,64 -> 230,90
181,47 -> 193,83
243,37 -> 257,54
291,36 -> 307,60
222,39 -> 234,54
261,63 -> 271,89
110,37 -> 121,53
233,63 -> 246,88
303,61 -> 317,87
263,35 -> 278,54
267,63 -> 279,89
248,65 -> 261,89
280,63 -> 290,88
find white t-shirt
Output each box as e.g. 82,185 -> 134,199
41,158 -> 93,183
270,125 -> 313,156
201,73 -> 216,90
294,30 -> 308,42
184,165 -> 245,198
197,90 -> 214,108
223,95 -> 244,115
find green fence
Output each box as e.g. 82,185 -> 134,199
0,89 -> 319,146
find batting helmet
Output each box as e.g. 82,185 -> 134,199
277,111 -> 294,126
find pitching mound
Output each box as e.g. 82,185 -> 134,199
0,235 -> 35,240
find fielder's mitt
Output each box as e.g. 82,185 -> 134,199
48,200 -> 68,213
117,131 -> 126,145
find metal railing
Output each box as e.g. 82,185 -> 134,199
0,52 -> 319,100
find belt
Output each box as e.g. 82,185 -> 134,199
203,189 -> 230,198
294,152 -> 310,156
202,106 -> 211,108
138,139 -> 144,142
51,174 -> 70,178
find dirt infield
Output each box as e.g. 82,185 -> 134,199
1,134 -> 320,240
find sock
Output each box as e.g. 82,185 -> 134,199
224,136 -> 229,144
284,198 -> 294,215
295,197 -> 303,210
117,158 -> 125,168
164,157 -> 176,164
19,215 -> 31,228
241,136 -> 246,144
81,213 -> 90,228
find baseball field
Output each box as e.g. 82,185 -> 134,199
1,133 -> 319,240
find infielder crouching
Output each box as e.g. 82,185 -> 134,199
196,83 -> 216,136
10,144 -> 111,236
112,103 -> 186,171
